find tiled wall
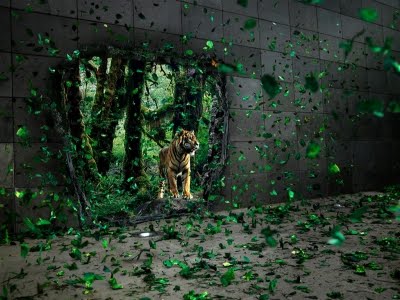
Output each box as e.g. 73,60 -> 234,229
0,0 -> 399,221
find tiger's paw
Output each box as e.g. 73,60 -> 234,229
170,191 -> 180,198
183,193 -> 193,200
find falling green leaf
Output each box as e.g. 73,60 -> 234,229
328,226 -> 345,246
328,163 -> 340,175
220,268 -> 235,287
205,40 -> 214,49
306,141 -> 320,159
261,227 -> 277,247
244,18 -> 257,30
36,218 -> 51,226
356,98 -> 384,117
20,243 -> 29,258
359,8 -> 378,23
304,73 -> 319,93
109,277 -> 123,290
261,74 -> 281,99
237,0 -> 248,8
16,126 -> 29,140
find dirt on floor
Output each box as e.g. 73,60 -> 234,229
0,192 -> 399,300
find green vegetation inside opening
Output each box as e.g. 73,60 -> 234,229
78,59 -> 215,219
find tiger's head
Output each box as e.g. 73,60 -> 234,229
176,129 -> 199,156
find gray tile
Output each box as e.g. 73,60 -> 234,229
0,0 -> 10,7
263,82 -> 295,111
259,19 -> 291,53
258,0 -> 290,25
223,12 -> 260,48
222,0 -> 258,17
12,0 -> 77,18
292,55 -> 320,84
387,70 -> 400,95
12,54 -> 63,98
376,0 -> 399,8
261,50 -> 293,82
0,188 -> 14,233
365,22 -> 384,45
134,29 -> 183,53
320,60 -> 346,89
0,98 -> 13,143
294,88 -> 323,113
381,4 -> 400,29
383,27 -> 400,51
12,11 -> 78,57
326,112 -> 354,141
224,44 -> 262,78
227,141 -> 268,176
292,28 -> 320,59
134,0 -> 182,35
14,143 -> 66,188
341,64 -> 369,91
0,52 -> 12,97
183,0 -> 223,10
344,40 -> 367,67
264,111 -> 297,141
317,8 -> 342,38
78,20 -> 134,49
367,69 -> 388,93
78,0 -> 132,25
14,98 -> 63,144
340,0 -> 362,18
0,143 -> 13,188
319,34 -> 345,63
229,174 -> 270,206
0,7 -> 10,52
366,50 -> 384,70
317,0 -> 340,12
299,170 -> 328,199
229,108 -> 266,141
227,76 -> 263,109
341,15 -> 367,42
289,0 -> 318,31
182,4 -> 223,41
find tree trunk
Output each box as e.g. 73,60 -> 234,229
202,74 -> 229,203
123,60 -> 147,191
90,56 -> 127,174
64,62 -> 98,182
172,67 -> 204,134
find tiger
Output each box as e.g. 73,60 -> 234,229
158,129 -> 200,199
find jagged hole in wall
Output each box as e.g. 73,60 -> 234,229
54,49 -> 229,221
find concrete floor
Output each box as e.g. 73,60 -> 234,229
0,192 -> 399,300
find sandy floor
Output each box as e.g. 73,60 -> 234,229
0,192 -> 399,300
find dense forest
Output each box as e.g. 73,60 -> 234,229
57,53 -> 226,221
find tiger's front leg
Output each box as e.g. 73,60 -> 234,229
182,168 -> 193,199
167,168 -> 179,198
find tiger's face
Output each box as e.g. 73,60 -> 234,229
177,130 -> 199,156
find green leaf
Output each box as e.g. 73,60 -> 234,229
328,226 -> 345,246
268,278 -> 277,294
109,277 -> 123,290
328,163 -> 340,175
220,268 -> 235,287
304,73 -> 319,93
356,98 -> 384,117
21,242 -> 29,258
183,290 -> 209,300
36,218 -> 51,226
101,239 -> 108,249
205,40 -> 214,49
261,74 -> 281,99
261,227 -> 277,247
306,141 -> 320,159
237,0 -> 248,7
244,18 -> 257,30
359,8 -> 378,23
218,63 -> 235,73
16,126 -> 29,140
354,264 -> 366,275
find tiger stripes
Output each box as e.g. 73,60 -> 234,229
158,130 -> 199,199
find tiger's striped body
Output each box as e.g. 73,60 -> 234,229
158,130 -> 199,199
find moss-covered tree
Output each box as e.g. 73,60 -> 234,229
123,60 -> 147,192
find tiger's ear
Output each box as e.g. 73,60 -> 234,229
174,129 -> 183,138
190,130 -> 194,134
